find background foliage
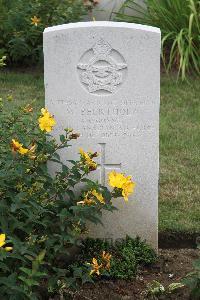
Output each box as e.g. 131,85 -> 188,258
116,0 -> 200,80
0,0 -> 97,65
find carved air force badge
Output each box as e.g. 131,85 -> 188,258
77,39 -> 127,95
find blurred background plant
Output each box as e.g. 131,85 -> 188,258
0,0 -> 98,66
182,245 -> 200,300
116,0 -> 200,80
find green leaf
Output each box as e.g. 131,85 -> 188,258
19,267 -> 32,276
60,134 -> 66,143
18,276 -> 39,287
168,282 -> 185,292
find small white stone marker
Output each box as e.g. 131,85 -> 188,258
87,0 -> 145,21
44,22 -> 160,249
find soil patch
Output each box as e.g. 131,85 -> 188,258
159,232 -> 200,249
70,249 -> 199,300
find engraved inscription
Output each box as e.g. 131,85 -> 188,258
49,97 -> 156,139
77,39 -> 127,95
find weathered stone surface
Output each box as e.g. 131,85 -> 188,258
44,21 -> 160,249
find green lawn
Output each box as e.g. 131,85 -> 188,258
0,70 -> 200,235
160,76 -> 200,234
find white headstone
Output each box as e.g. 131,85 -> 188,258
44,21 -> 160,249
85,0 -> 146,21
90,0 -> 126,21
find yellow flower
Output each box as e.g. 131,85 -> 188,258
91,190 -> 105,204
102,251 -> 112,261
31,16 -> 41,26
122,180 -> 136,202
4,246 -> 13,251
11,139 -> 21,151
11,140 -> 37,158
90,258 -> 102,276
7,94 -> 13,101
79,148 -> 97,171
77,198 -> 96,206
18,147 -> 29,155
108,171 -> 127,189
28,144 -> 36,159
77,191 -> 96,206
108,171 -> 136,201
38,108 -> 56,132
102,251 -> 112,270
0,234 -> 13,252
0,234 -> 6,247
77,189 -> 105,206
79,148 -> 86,158
11,139 -> 29,155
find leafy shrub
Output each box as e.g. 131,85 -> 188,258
0,92 -> 136,298
182,247 -> 200,299
73,236 -> 157,279
116,0 -> 200,80
0,0 -> 98,65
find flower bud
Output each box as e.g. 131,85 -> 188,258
69,133 -> 80,140
91,152 -> 98,158
64,127 -> 73,133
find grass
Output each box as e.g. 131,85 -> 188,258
0,70 -> 44,110
160,76 -> 200,234
0,70 -> 200,235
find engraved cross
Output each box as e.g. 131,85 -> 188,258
98,143 -> 121,185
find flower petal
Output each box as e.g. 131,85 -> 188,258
0,234 -> 6,247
